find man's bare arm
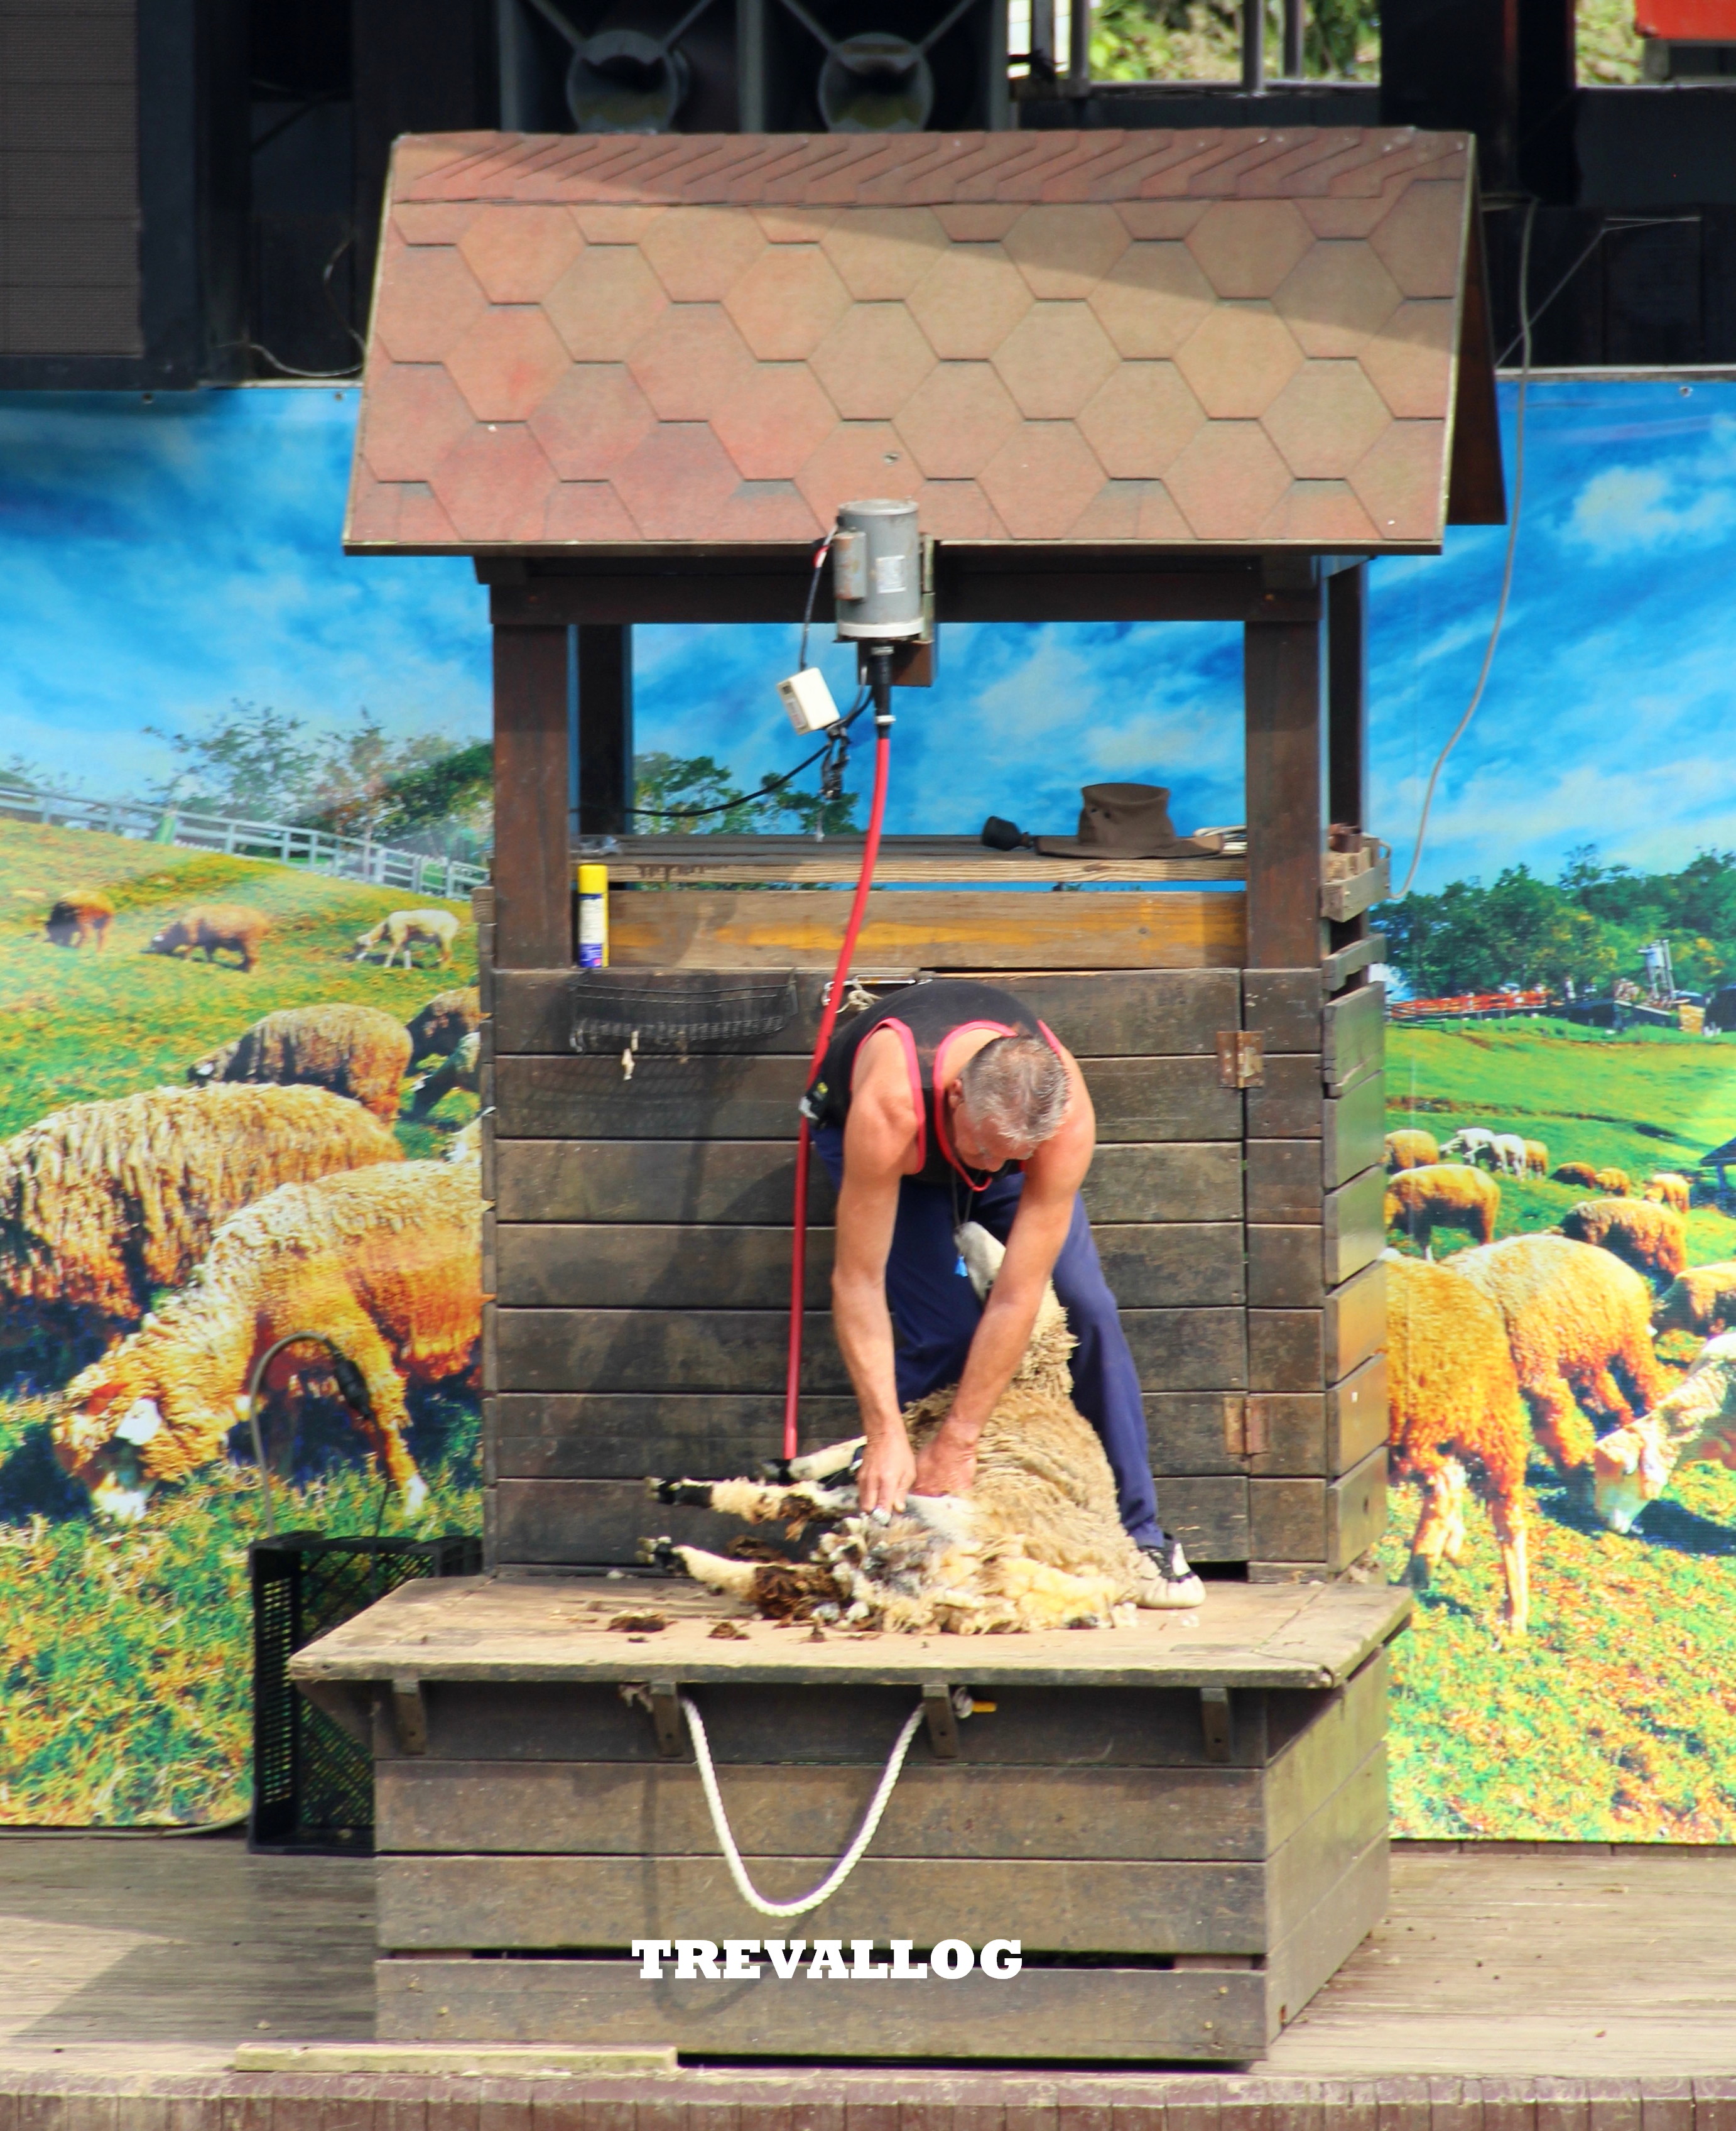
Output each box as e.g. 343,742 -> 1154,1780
831,1064 -> 919,1513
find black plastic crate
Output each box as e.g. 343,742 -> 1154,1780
250,1531 -> 481,1854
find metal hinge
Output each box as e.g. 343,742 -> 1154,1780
1216,1030 -> 1265,1087
1222,1397 -> 1270,1458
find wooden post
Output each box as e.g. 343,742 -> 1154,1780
1326,565 -> 1369,832
577,624 -> 634,839
494,624 -> 573,971
1244,609 -> 1324,970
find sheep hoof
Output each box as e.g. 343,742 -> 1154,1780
648,1477 -> 715,1507
636,1534 -> 683,1574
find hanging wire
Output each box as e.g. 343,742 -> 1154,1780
1396,197 -> 1538,901
628,690 -> 868,824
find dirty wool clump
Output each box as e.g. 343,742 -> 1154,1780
645,1223 -> 1155,1634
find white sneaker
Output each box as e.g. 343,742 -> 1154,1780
1134,1539 -> 1205,1609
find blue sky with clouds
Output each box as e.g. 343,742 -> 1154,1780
0,388 -> 489,795
3,378 -> 1733,887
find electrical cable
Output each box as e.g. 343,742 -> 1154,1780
800,526 -> 838,673
1396,197 -> 1537,902
783,651 -> 896,1461
629,692 -> 867,825
682,1691 -> 925,1919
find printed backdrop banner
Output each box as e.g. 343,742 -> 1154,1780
0,390 -> 489,1826
0,379 -> 1732,1835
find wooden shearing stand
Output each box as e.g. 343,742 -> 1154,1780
298,123 -> 1505,2062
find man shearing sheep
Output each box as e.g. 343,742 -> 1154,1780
803,976 -> 1205,1608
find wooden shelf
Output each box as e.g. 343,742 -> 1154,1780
577,836 -> 1246,887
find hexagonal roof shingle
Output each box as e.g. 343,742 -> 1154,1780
348,127 -> 1502,556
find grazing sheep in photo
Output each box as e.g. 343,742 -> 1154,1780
1523,1140 -> 1549,1178
53,1147 -> 482,1522
645,1223 -> 1193,1633
1654,1263 -> 1736,1339
1553,1162 -> 1600,1188
405,1028 -> 479,1118
0,1083 -> 403,1351
1644,1172 -> 1692,1214
1593,1167 -> 1632,1197
1441,1128 -> 1499,1167
1490,1133 -> 1529,1178
188,1003 -> 413,1125
45,890 -> 114,951
147,903 -> 271,973
1386,1254 -> 1530,1632
1560,1197 -> 1688,1286
1384,1164 -> 1500,1256
406,986 -> 481,1062
1386,1128 -> 1441,1172
1451,1233 -> 1668,1473
1593,1331 -> 1736,1534
354,908 -> 459,969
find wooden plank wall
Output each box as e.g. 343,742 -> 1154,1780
487,967 -> 1262,1571
479,903 -> 1389,1581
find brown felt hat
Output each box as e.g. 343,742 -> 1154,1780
1034,783 -> 1226,859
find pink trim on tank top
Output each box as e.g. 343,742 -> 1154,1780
850,1016 -> 926,1172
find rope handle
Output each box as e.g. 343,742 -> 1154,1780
681,1692 -> 925,1921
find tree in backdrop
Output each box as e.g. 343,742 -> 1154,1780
1089,0 -> 1377,80
1377,847 -> 1736,998
632,749 -> 859,837
148,703 -> 491,863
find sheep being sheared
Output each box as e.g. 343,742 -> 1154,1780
1593,1330 -> 1736,1534
53,1143 -> 482,1521
643,1223 -> 1201,1633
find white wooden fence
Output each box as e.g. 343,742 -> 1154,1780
0,783 -> 489,898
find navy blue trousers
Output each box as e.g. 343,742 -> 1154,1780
811,1123 -> 1163,1547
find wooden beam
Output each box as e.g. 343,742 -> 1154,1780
493,624 -> 572,970
1326,565 -> 1369,834
1448,187 -> 1508,528
1245,617 -> 1325,970
488,559 -> 1321,628
576,624 -> 634,838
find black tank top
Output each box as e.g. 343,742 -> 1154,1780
801,978 -> 1059,1191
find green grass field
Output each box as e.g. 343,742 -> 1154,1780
1384,1018 -> 1736,1839
0,820 -> 483,1826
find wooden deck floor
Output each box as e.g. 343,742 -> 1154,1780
1,1834 -> 1733,2080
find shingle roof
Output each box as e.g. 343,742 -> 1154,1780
348,128 -> 1500,555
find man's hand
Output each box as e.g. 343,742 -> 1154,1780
913,1417 -> 979,1500
857,1429 -> 916,1515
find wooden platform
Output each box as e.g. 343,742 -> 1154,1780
288,1577 -> 1408,2064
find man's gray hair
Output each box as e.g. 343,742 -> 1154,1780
957,1035 -> 1069,1148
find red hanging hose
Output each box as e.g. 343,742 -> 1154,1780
783,713 -> 892,1461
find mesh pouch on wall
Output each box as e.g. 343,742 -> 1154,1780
569,970 -> 801,1055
